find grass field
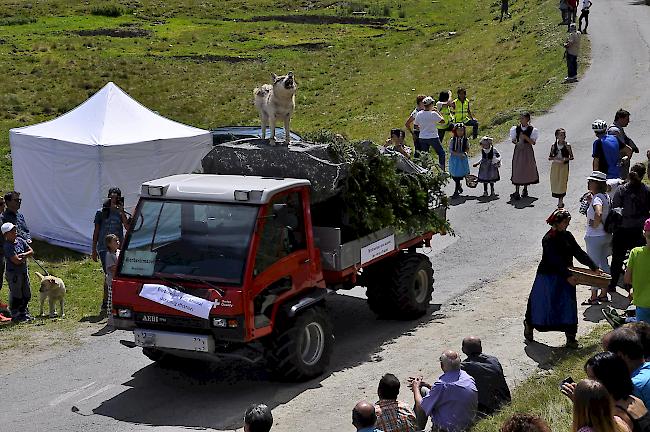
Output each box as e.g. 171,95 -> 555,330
0,0 -> 578,335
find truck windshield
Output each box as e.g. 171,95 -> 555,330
119,199 -> 258,284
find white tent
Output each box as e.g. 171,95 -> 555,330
9,82 -> 213,253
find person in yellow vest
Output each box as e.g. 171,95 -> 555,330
436,90 -> 456,142
453,88 -> 479,140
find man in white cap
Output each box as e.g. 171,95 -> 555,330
2,222 -> 33,322
564,23 -> 581,82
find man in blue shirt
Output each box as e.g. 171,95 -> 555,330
352,401 -> 383,432
592,127 -> 624,179
605,328 -> 650,406
411,351 -> 478,432
2,222 -> 33,323
2,191 -> 32,243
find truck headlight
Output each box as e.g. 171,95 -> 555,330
117,308 -> 133,319
212,318 -> 227,328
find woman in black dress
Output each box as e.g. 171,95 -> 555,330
524,209 -> 601,348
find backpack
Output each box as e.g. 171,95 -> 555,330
603,193 -> 622,234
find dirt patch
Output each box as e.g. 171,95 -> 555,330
0,320 -> 105,377
265,42 -> 328,51
244,14 -> 390,26
170,54 -> 261,63
73,27 -> 152,38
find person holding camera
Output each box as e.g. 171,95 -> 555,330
91,187 -> 129,314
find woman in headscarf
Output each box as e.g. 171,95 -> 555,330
524,209 -> 601,348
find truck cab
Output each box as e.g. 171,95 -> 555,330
113,174 -> 333,380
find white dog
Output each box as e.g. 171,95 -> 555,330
35,272 -> 66,318
254,71 -> 297,146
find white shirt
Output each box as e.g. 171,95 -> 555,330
509,125 -> 540,143
414,110 -> 444,139
586,193 -> 610,237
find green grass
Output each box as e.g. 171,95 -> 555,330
0,0 -> 581,336
474,326 -> 609,432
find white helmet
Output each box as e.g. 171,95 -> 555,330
591,119 -> 608,133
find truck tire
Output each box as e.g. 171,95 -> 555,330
366,252 -> 434,319
266,305 -> 334,381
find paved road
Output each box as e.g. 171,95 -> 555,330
3,1 -> 650,430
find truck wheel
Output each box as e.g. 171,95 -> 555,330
267,305 -> 334,381
366,252 -> 434,319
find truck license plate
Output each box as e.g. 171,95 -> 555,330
133,329 -> 213,352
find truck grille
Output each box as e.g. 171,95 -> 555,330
135,313 -> 211,332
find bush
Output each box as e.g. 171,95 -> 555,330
0,16 -> 36,26
91,5 -> 123,17
305,130 -> 450,239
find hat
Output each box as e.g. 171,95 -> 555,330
587,171 -> 607,182
608,126 -> 620,135
546,208 -> 571,226
1,222 -> 15,235
422,96 -> 435,106
645,218 -> 650,232
480,136 -> 494,145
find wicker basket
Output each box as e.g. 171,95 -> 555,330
569,266 -> 611,288
465,174 -> 479,188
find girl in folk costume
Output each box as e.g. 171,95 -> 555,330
473,136 -> 501,197
449,123 -> 470,197
524,209 -> 601,348
510,112 -> 540,200
549,128 -> 574,208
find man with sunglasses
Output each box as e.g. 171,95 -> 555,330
0,192 -> 30,321
2,191 -> 31,244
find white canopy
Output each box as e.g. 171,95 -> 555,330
9,82 -> 213,253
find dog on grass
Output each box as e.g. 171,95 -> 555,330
35,272 -> 66,318
254,71 -> 297,146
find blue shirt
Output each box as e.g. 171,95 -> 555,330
421,370 -> 478,432
1,210 -> 31,242
4,237 -> 29,273
592,135 -> 621,179
94,208 -> 124,252
357,428 -> 383,432
632,362 -> 650,407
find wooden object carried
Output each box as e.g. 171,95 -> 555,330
569,266 -> 611,289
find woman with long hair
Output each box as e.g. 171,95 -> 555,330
572,379 -> 630,432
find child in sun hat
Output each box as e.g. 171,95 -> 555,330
624,218 -> 650,323
2,222 -> 33,323
473,136 -> 501,197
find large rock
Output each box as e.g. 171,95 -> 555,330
201,138 -> 348,203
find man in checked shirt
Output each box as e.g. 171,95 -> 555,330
374,373 -> 418,432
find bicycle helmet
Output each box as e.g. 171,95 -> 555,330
591,119 -> 608,133
454,123 -> 466,129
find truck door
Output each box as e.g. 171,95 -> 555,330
249,190 -> 313,334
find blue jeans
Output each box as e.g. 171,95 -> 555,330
418,137 -> 446,170
637,307 -> 650,324
585,234 -> 612,293
567,54 -> 578,78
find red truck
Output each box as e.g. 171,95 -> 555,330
113,174 -> 445,380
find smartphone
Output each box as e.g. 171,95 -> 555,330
560,376 -> 575,390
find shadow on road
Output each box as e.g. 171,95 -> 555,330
92,292 -> 442,429
449,194 -> 500,206
506,196 -> 538,209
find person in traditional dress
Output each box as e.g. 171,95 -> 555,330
473,136 -> 501,197
548,128 -> 574,208
524,209 -> 601,348
509,112 -> 540,201
449,123 -> 471,197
